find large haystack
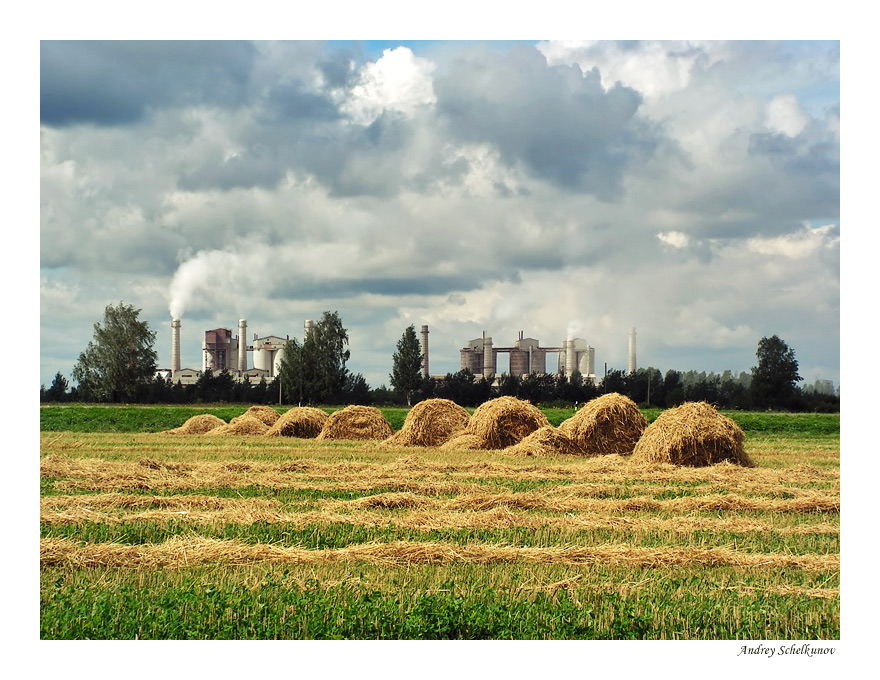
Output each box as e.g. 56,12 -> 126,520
163,414 -> 227,435
631,401 -> 754,467
383,398 -> 470,447
207,415 -> 270,436
505,426 -> 583,456
558,393 -> 647,455
440,396 -> 549,450
266,407 -> 328,438
316,405 -> 394,442
242,405 -> 281,426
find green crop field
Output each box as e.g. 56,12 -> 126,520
39,404 -> 839,640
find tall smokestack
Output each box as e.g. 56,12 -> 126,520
420,325 -> 429,378
238,319 -> 247,373
628,327 -> 637,374
482,331 -> 494,380
171,319 -> 181,376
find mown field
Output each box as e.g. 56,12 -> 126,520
39,404 -> 840,640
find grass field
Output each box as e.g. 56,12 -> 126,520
39,405 -> 840,640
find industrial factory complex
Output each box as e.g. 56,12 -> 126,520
159,319 -> 638,387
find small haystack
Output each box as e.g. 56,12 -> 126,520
631,401 -> 754,467
558,393 -> 647,456
242,405 -> 281,427
316,405 -> 394,442
440,396 -> 549,450
383,398 -> 470,447
163,414 -> 227,435
266,407 -> 329,438
439,431 -> 488,451
207,415 -> 270,436
505,425 -> 583,456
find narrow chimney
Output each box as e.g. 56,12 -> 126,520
238,319 -> 247,373
628,327 -> 637,374
171,319 -> 181,376
420,325 -> 429,378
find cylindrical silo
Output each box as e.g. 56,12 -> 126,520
565,339 -> 576,379
273,345 -> 285,377
253,346 -> 268,372
420,325 -> 429,378
238,319 -> 247,373
171,319 -> 181,376
483,334 -> 494,379
461,348 -> 482,374
304,319 -> 314,340
510,349 -> 529,376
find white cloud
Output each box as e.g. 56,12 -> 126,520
747,224 -> 839,259
537,40 -> 703,100
657,231 -> 690,249
341,47 -> 437,125
766,94 -> 810,137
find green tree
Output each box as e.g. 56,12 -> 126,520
252,376 -> 269,404
45,372 -> 69,402
750,335 -> 802,409
344,372 -> 372,405
390,325 -> 424,406
279,311 -> 351,405
71,302 -> 158,402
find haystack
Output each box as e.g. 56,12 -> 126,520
163,414 -> 227,435
440,396 -> 549,450
316,405 -> 394,442
505,425 -> 583,456
631,401 -> 754,467
558,393 -> 647,455
242,405 -> 281,426
439,431 -> 487,451
265,407 -> 328,438
207,414 -> 270,436
382,398 -> 470,447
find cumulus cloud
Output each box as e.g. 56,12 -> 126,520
341,47 -> 437,125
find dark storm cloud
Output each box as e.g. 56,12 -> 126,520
433,44 -> 654,198
265,81 -> 342,122
41,41 -> 256,126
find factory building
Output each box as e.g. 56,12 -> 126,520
160,318 -> 291,386
460,330 -> 596,384
160,320 -> 606,390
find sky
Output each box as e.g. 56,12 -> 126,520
39,38 -> 841,391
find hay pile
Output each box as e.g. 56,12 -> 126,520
163,414 -> 227,435
242,405 -> 281,427
440,396 -> 549,451
505,425 -> 583,456
316,405 -> 394,442
383,399 -> 470,447
558,393 -> 648,456
631,401 -> 754,467
266,407 -> 328,438
207,414 -> 270,436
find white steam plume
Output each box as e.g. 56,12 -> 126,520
169,246 -> 272,319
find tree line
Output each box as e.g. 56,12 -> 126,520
42,303 -> 839,413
